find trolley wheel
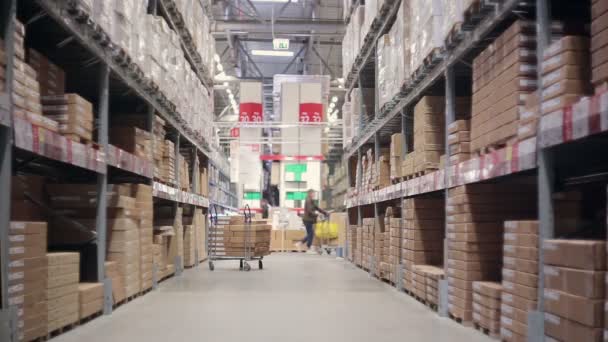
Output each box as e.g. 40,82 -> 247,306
239,259 -> 243,270
209,261 -> 214,271
258,260 -> 263,269
244,262 -> 251,272
326,248 -> 332,255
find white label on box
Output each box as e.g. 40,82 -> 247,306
503,293 -> 513,303
503,281 -> 514,290
8,271 -> 23,281
8,295 -> 23,306
545,313 -> 560,325
8,284 -> 23,294
9,260 -> 24,268
544,289 -> 560,301
473,312 -> 481,321
501,304 -> 513,314
9,235 -> 24,242
545,40 -> 563,57
9,222 -> 25,230
504,257 -> 515,266
503,245 -> 515,253
504,221 -> 517,229
520,79 -> 537,87
503,269 -> 514,277
501,316 -> 513,326
544,266 -> 558,276
520,64 -> 536,73
543,241 -> 557,251
473,303 -> 481,311
521,49 -> 534,57
473,293 -> 482,303
473,282 -> 481,290
9,247 -> 24,255
541,97 -> 564,113
504,233 -> 516,241
543,55 -> 562,70
543,69 -> 562,85
501,328 -> 512,338
542,82 -> 562,98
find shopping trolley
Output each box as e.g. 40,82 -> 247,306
208,204 -> 263,271
314,214 -> 339,255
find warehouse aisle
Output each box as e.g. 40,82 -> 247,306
52,254 -> 492,342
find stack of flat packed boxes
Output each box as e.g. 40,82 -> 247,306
104,261 -> 125,304
446,182 -> 536,322
11,22 -> 59,133
78,283 -> 103,320
347,225 -> 357,262
178,154 -> 191,190
542,240 -> 605,341
133,184 -> 154,292
387,217 -> 401,284
412,96 -> 444,174
8,221 -> 48,341
361,218 -> 374,270
411,264 -> 428,300
27,48 -> 66,96
540,36 -> 591,132
447,120 -> 471,165
375,155 -> 391,189
473,282 -> 502,336
183,225 -> 197,267
152,115 -> 166,181
592,0 -> 608,87
46,252 -> 79,334
500,220 -> 539,341
41,94 -> 94,143
373,219 -> 388,278
421,265 -> 444,306
194,208 -> 207,261
518,92 -> 539,142
212,217 -> 272,257
390,133 -> 403,181
163,139 -> 176,186
355,226 -> 363,266
402,197 -> 444,292
153,204 -> 178,278
109,126 -> 152,161
471,20 -> 537,153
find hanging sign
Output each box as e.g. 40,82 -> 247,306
299,103 -> 323,122
239,102 -> 263,122
273,38 -> 290,50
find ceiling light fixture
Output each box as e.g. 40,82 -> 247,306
331,96 -> 338,103
251,50 -> 294,57
214,54 -> 220,62
223,82 -> 229,87
217,64 -> 224,72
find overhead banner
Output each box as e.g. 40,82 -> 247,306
239,102 -> 263,122
299,103 -> 323,123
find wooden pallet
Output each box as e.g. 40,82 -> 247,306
473,136 -> 518,157
445,22 -> 465,48
448,313 -> 474,327
473,322 -> 500,339
79,311 -> 103,325
47,321 -> 78,340
63,133 -> 94,146
391,176 -> 405,184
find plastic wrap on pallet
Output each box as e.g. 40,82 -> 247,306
353,5 -> 365,56
409,0 -> 443,74
377,35 -> 392,110
92,0 -> 113,37
342,24 -> 353,80
342,101 -> 353,147
363,0 -> 377,41
440,0 -> 464,43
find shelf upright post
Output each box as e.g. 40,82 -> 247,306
190,148 -> 199,265
529,0 -> 552,340
95,65 -> 112,315
174,133 -> 183,276
439,66 -> 456,317
395,108 -> 407,291
0,0 -> 16,340
358,73 -> 366,132
356,148 -> 362,227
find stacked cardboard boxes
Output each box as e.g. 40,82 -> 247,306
592,0 -> 608,87
183,225 -> 197,267
446,183 -> 536,322
104,261 -> 124,305
209,217 -> 272,257
387,217 -> 401,284
27,48 -> 66,96
11,23 -> 59,133
471,20 -> 537,152
402,197 -> 444,292
421,265 -> 444,305
109,126 -> 153,161
133,184 -> 154,292
46,252 -> 79,334
374,229 -> 389,279
540,36 -> 591,120
361,218 -> 374,270
78,283 -> 103,320
41,94 -> 94,143
473,282 -> 502,335
447,120 -> 471,165
163,140 -> 176,185
347,225 -> 357,262
411,264 -> 429,300
152,115 -> 167,180
194,208 -> 206,261
8,221 -> 48,341
390,133 -> 404,181
355,225 -> 363,266
500,220 -> 539,341
543,240 -> 605,341
178,154 -> 191,190
412,96 -> 444,175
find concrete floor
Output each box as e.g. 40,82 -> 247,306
53,254 -> 492,342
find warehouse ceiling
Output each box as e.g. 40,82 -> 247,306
210,0 -> 344,120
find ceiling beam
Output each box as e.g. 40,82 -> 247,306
215,37 -> 341,45
311,45 -> 335,77
282,44 -> 308,74
212,19 -> 344,35
237,41 -> 265,79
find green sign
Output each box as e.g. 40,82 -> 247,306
243,192 -> 261,200
286,191 -> 307,201
285,163 -> 307,181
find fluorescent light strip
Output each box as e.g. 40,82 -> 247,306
251,50 -> 294,57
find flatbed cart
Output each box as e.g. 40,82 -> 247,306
314,214 -> 338,255
208,204 -> 263,271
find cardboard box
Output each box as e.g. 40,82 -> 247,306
544,289 -> 603,327
543,240 -> 606,270
473,281 -> 502,299
545,312 -> 603,341
502,269 -> 538,288
502,292 -> 537,312
544,266 -> 604,298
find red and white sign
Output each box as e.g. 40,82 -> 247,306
239,102 -> 263,122
230,127 -> 240,137
299,103 -> 323,123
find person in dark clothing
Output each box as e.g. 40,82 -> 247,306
296,189 -> 328,252
261,198 -> 270,219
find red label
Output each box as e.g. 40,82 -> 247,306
299,103 -> 323,123
239,102 -> 263,122
563,105 -> 573,142
251,144 -> 260,152
230,127 -> 240,137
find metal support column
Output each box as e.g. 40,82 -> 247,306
529,0 -> 552,339
439,67 -> 456,317
190,148 -> 200,266
174,133 -> 183,276
96,65 -> 112,315
358,73 -> 366,131
0,1 -> 16,340
356,149 -> 362,226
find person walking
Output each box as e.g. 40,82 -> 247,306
296,189 -> 328,253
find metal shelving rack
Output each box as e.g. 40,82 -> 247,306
343,0 -> 605,339
0,1 -> 223,339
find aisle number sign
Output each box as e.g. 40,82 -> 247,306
239,102 -> 263,122
299,103 -> 323,122
273,38 -> 289,50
